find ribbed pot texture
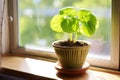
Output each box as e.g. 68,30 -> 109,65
52,40 -> 90,69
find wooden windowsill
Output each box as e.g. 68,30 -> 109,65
1,55 -> 120,80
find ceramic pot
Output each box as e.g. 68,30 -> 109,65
52,40 -> 90,69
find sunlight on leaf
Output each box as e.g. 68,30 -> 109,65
50,15 -> 63,32
59,7 -> 77,16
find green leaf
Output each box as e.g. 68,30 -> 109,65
50,7 -> 97,40
59,7 -> 77,16
78,10 -> 97,36
61,17 -> 79,33
50,15 -> 63,32
81,15 -> 97,36
78,10 -> 92,22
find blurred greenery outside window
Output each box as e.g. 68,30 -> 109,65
18,0 -> 111,59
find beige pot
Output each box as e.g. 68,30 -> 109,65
52,40 -> 90,69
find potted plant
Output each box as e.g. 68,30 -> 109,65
50,7 -> 97,69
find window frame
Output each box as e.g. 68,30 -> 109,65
8,0 -> 120,70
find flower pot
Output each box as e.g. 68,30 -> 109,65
52,40 -> 90,69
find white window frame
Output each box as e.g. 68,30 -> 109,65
8,0 -> 120,70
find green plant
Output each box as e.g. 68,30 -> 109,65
50,7 -> 97,42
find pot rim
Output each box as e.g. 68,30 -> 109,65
52,40 -> 91,49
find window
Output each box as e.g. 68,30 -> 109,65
8,0 -> 120,69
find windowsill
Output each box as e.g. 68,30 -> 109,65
1,55 -> 120,80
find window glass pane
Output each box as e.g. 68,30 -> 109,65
18,0 -> 111,59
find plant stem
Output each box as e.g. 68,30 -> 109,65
74,34 -> 78,43
69,33 -> 72,41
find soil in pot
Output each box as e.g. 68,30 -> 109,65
54,40 -> 88,47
